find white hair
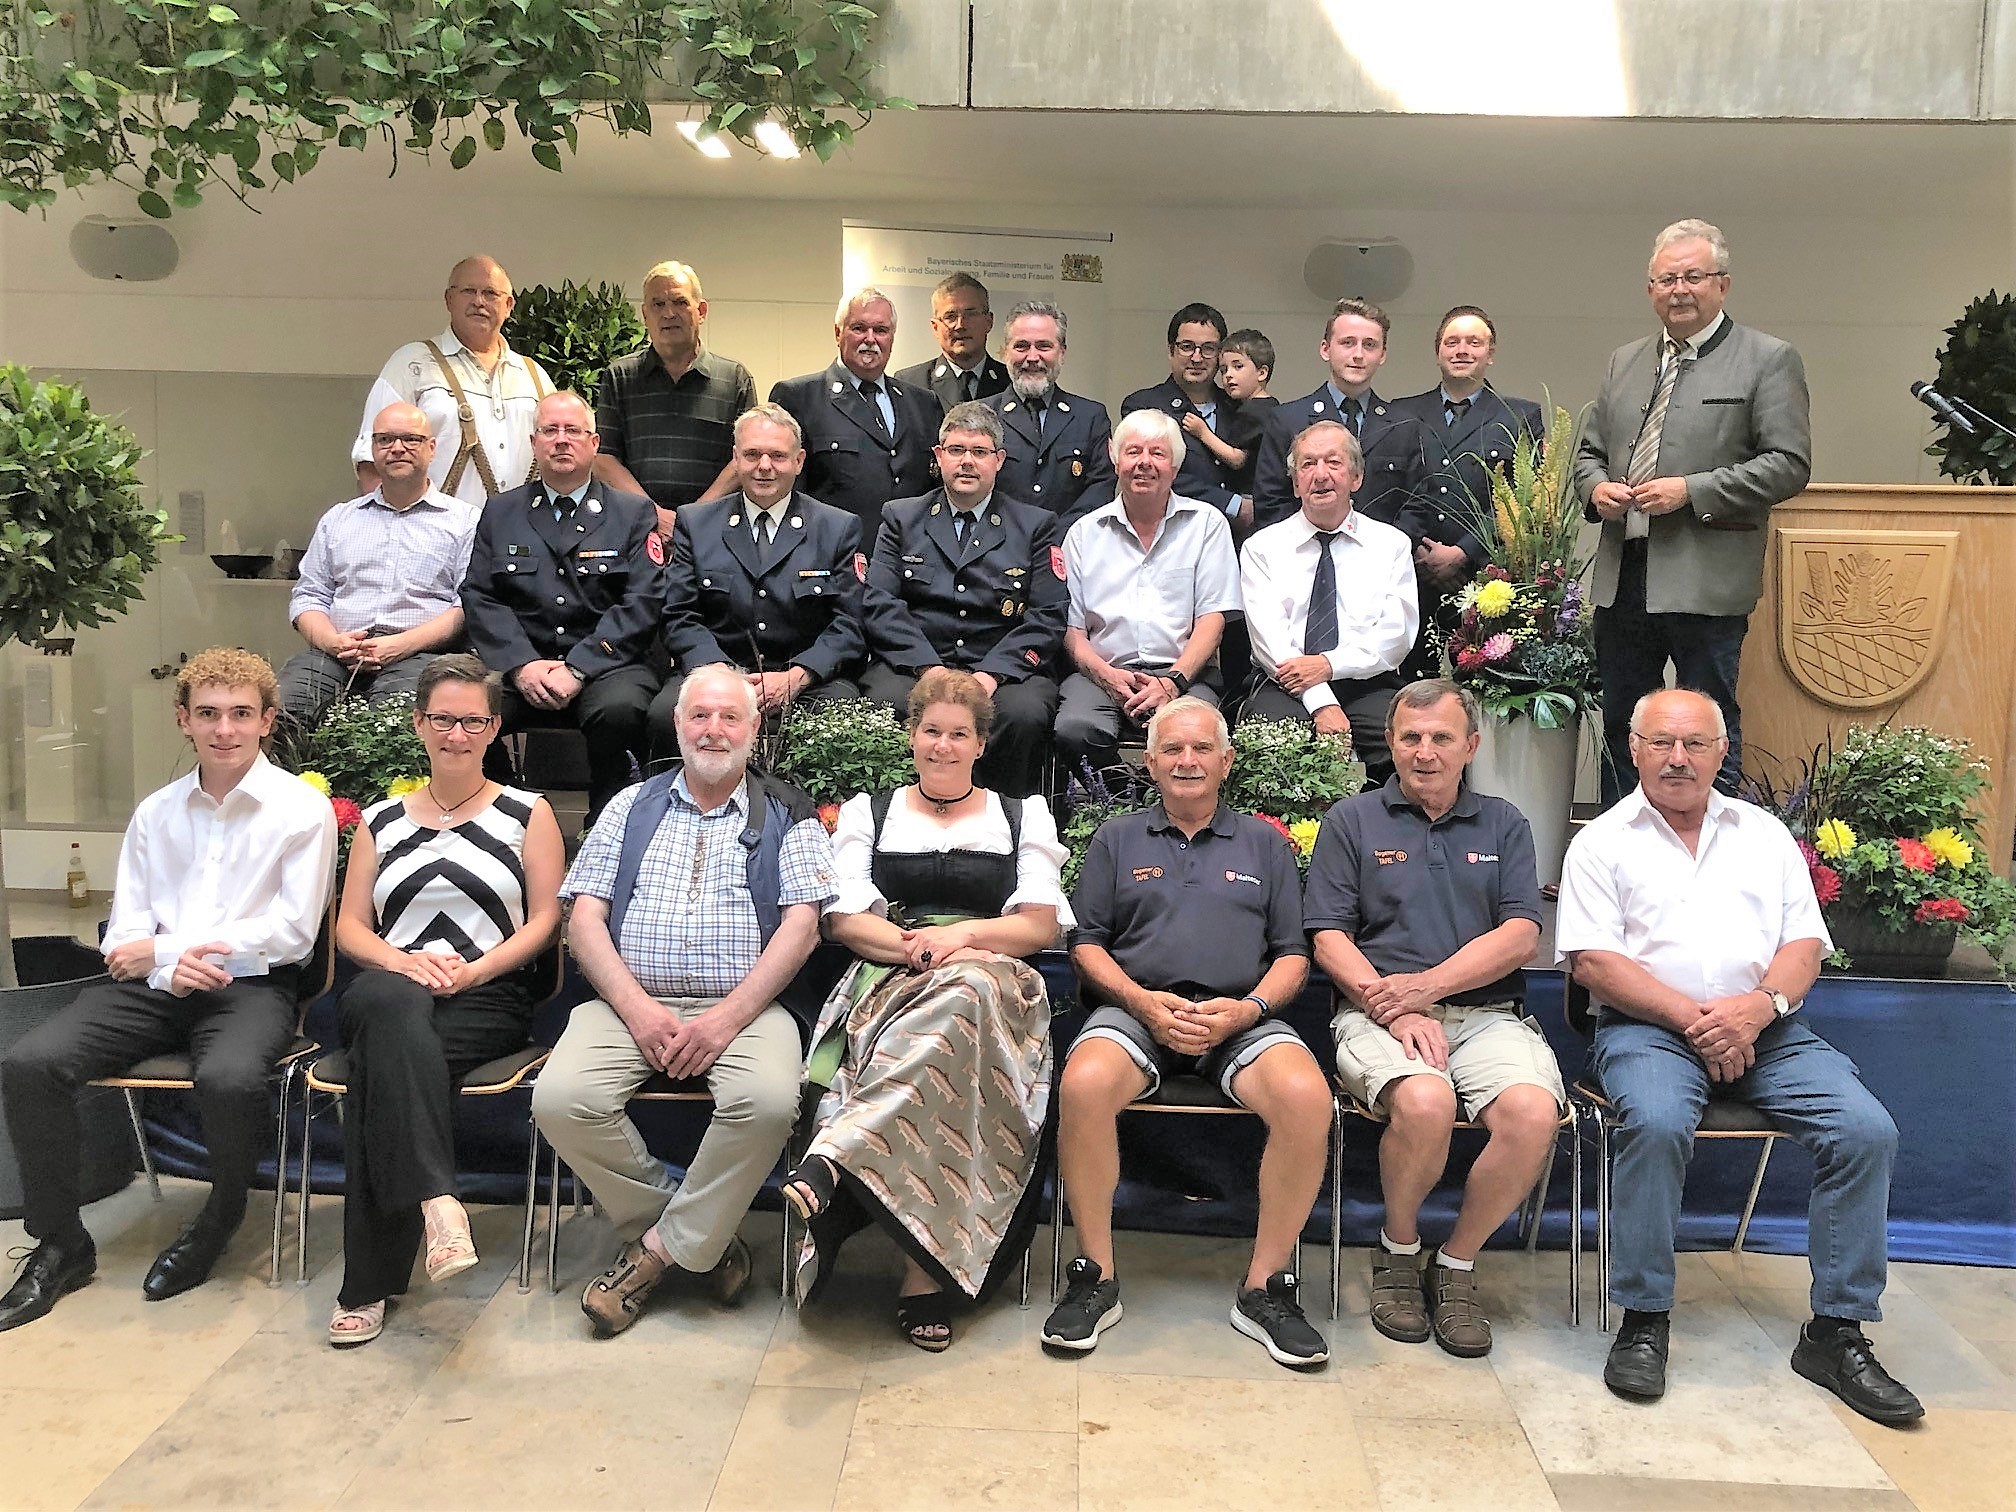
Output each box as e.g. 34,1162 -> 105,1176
835,286 -> 896,326
1145,694 -> 1229,753
1629,688 -> 1726,739
1649,218 -> 1730,276
676,663 -> 760,721
1110,407 -> 1187,472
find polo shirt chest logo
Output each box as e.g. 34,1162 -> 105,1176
1224,869 -> 1262,887
1131,866 -> 1163,882
1374,848 -> 1408,866
1466,852 -> 1500,864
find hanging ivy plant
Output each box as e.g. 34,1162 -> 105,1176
0,0 -> 909,218
1925,290 -> 2016,486
502,279 -> 647,408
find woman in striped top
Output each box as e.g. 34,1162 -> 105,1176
326,655 -> 564,1347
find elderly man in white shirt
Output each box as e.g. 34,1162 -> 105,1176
1556,688 -> 1919,1425
351,256 -> 554,505
1056,408 -> 1241,777
1239,418 -> 1417,779
0,650 -> 336,1332
282,401 -> 480,728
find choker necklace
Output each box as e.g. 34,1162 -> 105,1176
918,782 -> 975,816
426,780 -> 486,823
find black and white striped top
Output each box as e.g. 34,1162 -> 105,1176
366,786 -> 536,961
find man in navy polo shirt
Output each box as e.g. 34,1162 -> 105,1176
1305,679 -> 1563,1358
1043,697 -> 1333,1369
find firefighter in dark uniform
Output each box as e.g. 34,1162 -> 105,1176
461,392 -> 663,826
984,299 -> 1116,529
863,402 -> 1069,797
770,287 -> 941,533
645,403 -> 865,763
892,272 -> 1011,409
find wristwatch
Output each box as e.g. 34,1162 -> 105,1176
1166,668 -> 1193,695
1760,988 -> 1795,1019
1243,993 -> 1272,1021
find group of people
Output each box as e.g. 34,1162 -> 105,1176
1,213 -> 1919,1430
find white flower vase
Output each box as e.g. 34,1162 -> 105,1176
1468,713 -> 1578,888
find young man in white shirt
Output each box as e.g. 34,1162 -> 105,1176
1556,688 -> 1920,1424
0,649 -> 337,1332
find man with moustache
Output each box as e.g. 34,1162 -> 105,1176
532,663 -> 836,1337
984,300 -> 1115,527
646,404 -> 864,763
281,401 -> 479,728
1557,690 -> 1918,1423
771,287 -> 942,531
1239,420 -> 1418,780
863,402 -> 1069,796
893,272 -> 1011,409
1122,303 -> 1250,527
461,392 -> 664,826
594,260 -> 758,537
352,255 -> 554,504
1251,298 -> 1442,537
1574,220 -> 1812,803
1055,409 -> 1242,778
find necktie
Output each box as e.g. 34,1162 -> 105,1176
1028,396 -> 1046,436
549,490 -> 573,523
1626,339 -> 1684,486
1305,531 -> 1340,656
755,511 -> 774,549
1341,399 -> 1362,437
860,380 -> 892,441
961,371 -> 979,403
953,513 -> 968,544
1446,397 -> 1472,427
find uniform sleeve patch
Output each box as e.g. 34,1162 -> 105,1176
854,551 -> 867,582
646,531 -> 666,566
1050,544 -> 1067,581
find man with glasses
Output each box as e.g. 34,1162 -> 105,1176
593,261 -> 758,538
1556,689 -> 1919,1425
462,392 -> 663,826
281,401 -> 480,731
1122,303 -> 1250,528
862,402 -> 1069,796
983,300 -> 1114,528
1573,219 -> 1812,804
894,272 -> 1011,410
351,256 -> 554,505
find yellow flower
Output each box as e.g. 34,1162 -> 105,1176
386,775 -> 425,799
1473,579 -> 1517,619
297,770 -> 331,795
1813,818 -> 1856,859
1923,827 -> 1974,870
1289,818 -> 1322,857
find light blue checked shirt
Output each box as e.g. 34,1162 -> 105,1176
288,488 -> 480,635
561,774 -> 836,998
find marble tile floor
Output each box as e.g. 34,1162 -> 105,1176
2,1178 -> 2013,1511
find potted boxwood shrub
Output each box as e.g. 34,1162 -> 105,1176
501,280 -> 647,410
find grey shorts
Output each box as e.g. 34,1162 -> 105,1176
1071,1003 -> 1313,1107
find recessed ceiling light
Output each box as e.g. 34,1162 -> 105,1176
753,120 -> 800,159
678,120 -> 731,159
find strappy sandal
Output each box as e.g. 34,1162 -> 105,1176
896,1290 -> 955,1353
780,1156 -> 838,1222
328,1300 -> 385,1348
422,1199 -> 479,1284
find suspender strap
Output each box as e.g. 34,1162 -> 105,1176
424,339 -> 503,499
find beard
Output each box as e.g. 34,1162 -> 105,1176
1010,371 -> 1056,403
681,738 -> 751,787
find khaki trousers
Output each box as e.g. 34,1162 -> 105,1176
530,996 -> 801,1271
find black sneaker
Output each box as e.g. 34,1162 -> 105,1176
1042,1256 -> 1123,1351
1231,1271 -> 1329,1368
1791,1322 -> 1924,1425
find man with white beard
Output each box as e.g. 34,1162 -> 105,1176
984,301 -> 1115,528
531,663 -> 836,1338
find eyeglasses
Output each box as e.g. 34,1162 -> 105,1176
371,432 -> 431,451
1632,734 -> 1724,755
420,713 -> 499,734
1649,270 -> 1725,290
936,444 -> 999,460
534,423 -> 594,439
450,285 -> 510,303
1172,341 -> 1222,358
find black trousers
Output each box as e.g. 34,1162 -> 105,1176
334,969 -> 532,1309
0,971 -> 298,1245
488,664 -> 660,826
643,669 -> 862,771
860,661 -> 1059,797
1239,675 -> 1400,785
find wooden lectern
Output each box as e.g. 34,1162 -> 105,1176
1738,483 -> 2016,869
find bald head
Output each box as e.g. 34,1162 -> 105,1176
367,401 -> 435,502
444,255 -> 514,352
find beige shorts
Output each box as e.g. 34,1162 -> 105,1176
1333,1001 -> 1565,1121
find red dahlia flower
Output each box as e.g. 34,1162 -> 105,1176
1896,838 -> 1937,874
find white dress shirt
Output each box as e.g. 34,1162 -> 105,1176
1239,508 -> 1418,713
826,791 -> 1075,927
1553,786 -> 1831,1007
102,755 -> 338,994
351,329 -> 554,505
1626,308 -> 1726,540
1063,493 -> 1242,668
288,488 -> 479,635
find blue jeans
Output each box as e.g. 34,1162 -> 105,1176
1595,540 -> 1749,805
1591,1014 -> 1897,1321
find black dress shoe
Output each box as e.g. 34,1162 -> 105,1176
0,1237 -> 97,1332
142,1225 -> 230,1301
1604,1310 -> 1671,1400
1791,1323 -> 1925,1425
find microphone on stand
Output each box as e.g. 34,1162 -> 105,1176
1911,380 -> 1979,435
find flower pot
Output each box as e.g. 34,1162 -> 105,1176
1468,713 -> 1578,888
0,937 -> 137,1219
1825,907 -> 1959,979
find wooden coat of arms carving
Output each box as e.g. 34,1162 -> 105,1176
1777,529 -> 1957,709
